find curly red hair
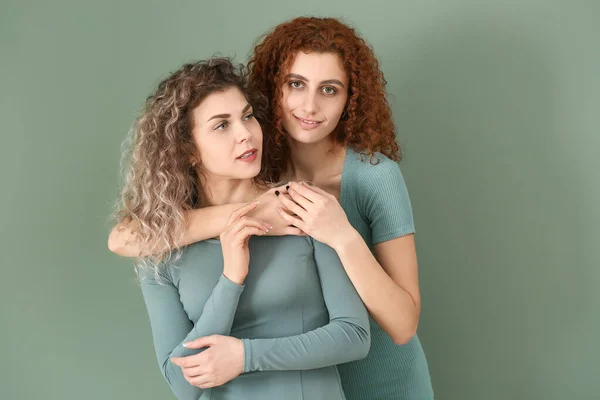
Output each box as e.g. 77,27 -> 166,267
248,16 -> 401,180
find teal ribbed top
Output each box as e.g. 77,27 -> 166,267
337,148 -> 434,400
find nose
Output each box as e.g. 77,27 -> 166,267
236,122 -> 252,144
301,91 -> 320,115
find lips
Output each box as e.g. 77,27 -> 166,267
236,148 -> 258,159
294,115 -> 323,124
293,115 -> 324,131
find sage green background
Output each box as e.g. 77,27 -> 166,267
1,1 -> 598,399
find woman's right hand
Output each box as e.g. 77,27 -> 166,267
249,185 -> 305,237
220,202 -> 270,285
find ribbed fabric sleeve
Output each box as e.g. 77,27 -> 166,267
337,148 -> 434,400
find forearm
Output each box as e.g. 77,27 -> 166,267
244,239 -> 371,373
335,231 -> 420,344
165,276 -> 244,360
242,320 -> 369,372
160,277 -> 243,399
108,204 -> 241,257
142,274 -> 244,397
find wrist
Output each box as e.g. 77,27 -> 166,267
223,270 -> 246,285
332,226 -> 362,253
241,338 -> 252,373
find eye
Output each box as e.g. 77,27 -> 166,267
214,121 -> 229,130
322,86 -> 337,95
289,81 -> 304,89
243,112 -> 255,121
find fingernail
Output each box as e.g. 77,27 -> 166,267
275,190 -> 280,196
255,200 -> 260,205
285,185 -> 290,190
183,342 -> 190,348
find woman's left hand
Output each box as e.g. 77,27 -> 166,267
276,181 -> 356,250
171,335 -> 244,389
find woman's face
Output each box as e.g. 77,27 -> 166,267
191,86 -> 263,180
280,51 -> 349,145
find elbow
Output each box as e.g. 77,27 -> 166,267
390,325 -> 417,345
354,325 -> 371,360
108,226 -> 134,257
338,321 -> 371,362
357,338 -> 371,360
162,359 -> 203,400
107,230 -> 121,254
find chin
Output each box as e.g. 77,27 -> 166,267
239,165 -> 262,180
286,129 -> 331,145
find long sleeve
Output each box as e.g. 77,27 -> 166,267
140,270 -> 244,400
242,239 -> 370,372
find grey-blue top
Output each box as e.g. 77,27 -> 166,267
140,235 -> 370,400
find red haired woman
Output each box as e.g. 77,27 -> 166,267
110,17 -> 434,400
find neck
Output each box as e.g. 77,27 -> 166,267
287,136 -> 346,182
198,174 -> 261,207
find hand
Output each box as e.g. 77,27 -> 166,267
249,184 -> 305,237
276,181 -> 357,250
220,202 -> 270,284
171,335 -> 244,389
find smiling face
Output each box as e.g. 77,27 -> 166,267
280,51 -> 349,145
190,86 -> 263,181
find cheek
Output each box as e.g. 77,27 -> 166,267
282,90 -> 300,113
196,138 -> 227,170
250,120 -> 263,146
326,97 -> 347,120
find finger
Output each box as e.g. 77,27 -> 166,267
287,187 -> 314,210
277,207 -> 306,231
190,375 -> 213,389
269,182 -> 290,194
171,356 -> 196,368
236,226 -> 268,242
289,181 -> 324,203
181,365 -> 204,378
277,194 -> 308,219
226,201 -> 260,226
231,216 -> 273,234
170,357 -> 183,366
198,379 -> 215,389
229,217 -> 270,236
183,335 -> 218,349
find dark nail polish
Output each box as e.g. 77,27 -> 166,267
285,185 -> 290,190
275,190 -> 280,196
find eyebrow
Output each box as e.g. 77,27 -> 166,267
207,103 -> 252,122
285,73 -> 345,88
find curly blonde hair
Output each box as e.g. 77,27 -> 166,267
114,58 -> 268,276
